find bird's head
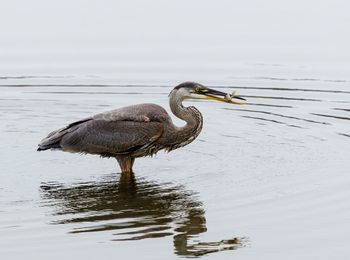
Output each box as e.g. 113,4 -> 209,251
170,82 -> 246,105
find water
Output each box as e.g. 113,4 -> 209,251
1,74 -> 349,259
1,0 -> 350,259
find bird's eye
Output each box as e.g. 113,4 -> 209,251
195,87 -> 202,93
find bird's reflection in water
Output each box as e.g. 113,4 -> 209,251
40,173 -> 244,257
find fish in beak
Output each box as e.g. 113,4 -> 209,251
190,85 -> 246,105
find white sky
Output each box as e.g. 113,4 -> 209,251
0,0 -> 349,76
1,1 -> 349,48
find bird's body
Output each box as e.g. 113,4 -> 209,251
38,82 -> 244,173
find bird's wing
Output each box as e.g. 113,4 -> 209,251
92,103 -> 171,123
60,119 -> 164,155
38,117 -> 93,149
38,104 -> 168,152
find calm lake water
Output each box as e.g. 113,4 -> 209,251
1,66 -> 349,259
1,1 -> 350,259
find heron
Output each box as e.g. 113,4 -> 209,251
37,82 -> 245,173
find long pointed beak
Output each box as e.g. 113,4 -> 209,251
203,88 -> 246,105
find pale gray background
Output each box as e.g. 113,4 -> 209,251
1,0 -> 349,82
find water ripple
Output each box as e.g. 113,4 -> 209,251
40,174 -> 244,257
241,115 -> 304,128
311,113 -> 350,121
225,108 -> 330,125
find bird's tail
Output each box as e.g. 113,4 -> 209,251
37,128 -> 65,151
37,142 -> 62,151
37,117 -> 92,152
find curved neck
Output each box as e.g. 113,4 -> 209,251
168,92 -> 203,147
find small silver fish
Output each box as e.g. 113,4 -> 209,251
224,90 -> 237,102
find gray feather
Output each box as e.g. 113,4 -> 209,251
37,82 -> 209,173
60,120 -> 163,156
37,104 -> 167,156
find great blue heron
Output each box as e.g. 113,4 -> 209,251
37,82 -> 245,173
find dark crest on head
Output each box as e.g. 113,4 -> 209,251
174,82 -> 200,90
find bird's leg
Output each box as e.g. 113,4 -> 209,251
116,156 -> 135,174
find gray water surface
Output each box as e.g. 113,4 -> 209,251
1,77 -> 349,259
1,0 -> 350,258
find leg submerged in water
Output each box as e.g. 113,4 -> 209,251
116,156 -> 135,174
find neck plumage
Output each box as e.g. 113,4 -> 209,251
168,93 -> 203,150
